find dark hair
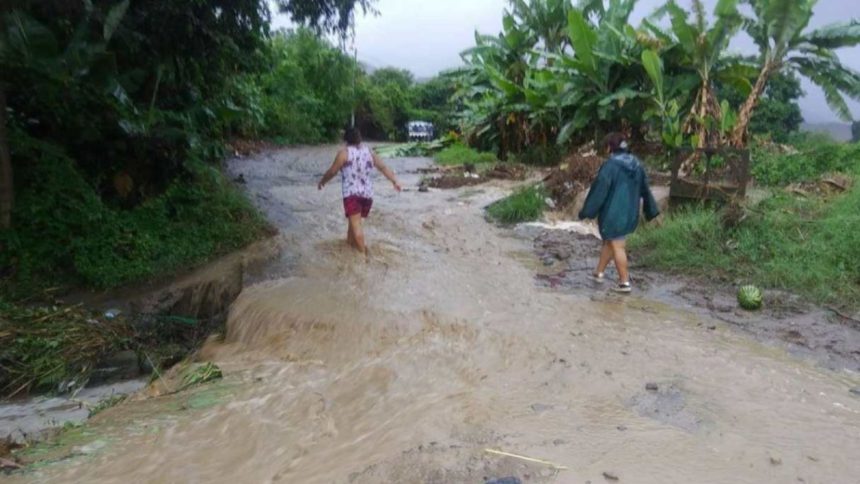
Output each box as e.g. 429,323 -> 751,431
344,127 -> 362,146
603,132 -> 628,153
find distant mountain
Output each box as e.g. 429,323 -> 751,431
801,122 -> 853,142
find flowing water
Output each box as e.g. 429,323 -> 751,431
10,146 -> 860,483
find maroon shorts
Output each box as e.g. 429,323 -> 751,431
343,196 -> 373,218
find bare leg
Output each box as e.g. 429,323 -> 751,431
595,241 -> 613,275
347,222 -> 356,248
609,239 -> 629,284
348,214 -> 367,254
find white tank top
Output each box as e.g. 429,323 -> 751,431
341,144 -> 375,199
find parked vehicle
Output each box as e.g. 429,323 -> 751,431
407,121 -> 435,141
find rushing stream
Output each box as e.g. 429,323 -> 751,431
9,146 -> 860,483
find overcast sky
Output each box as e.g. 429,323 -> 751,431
272,0 -> 860,123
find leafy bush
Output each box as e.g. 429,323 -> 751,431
1,133 -> 269,290
486,185 -> 547,224
751,134 -> 860,186
435,143 -> 497,166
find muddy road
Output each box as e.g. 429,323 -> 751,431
10,146 -> 860,483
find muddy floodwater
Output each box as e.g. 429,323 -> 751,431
9,146 -> 860,483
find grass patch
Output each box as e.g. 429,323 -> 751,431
751,134 -> 860,186
630,184 -> 860,309
435,143 -> 497,166
486,185 -> 548,224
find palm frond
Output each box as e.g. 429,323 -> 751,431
792,56 -> 860,121
802,20 -> 860,50
764,0 -> 814,55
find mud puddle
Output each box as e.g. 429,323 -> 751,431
6,146 -> 859,484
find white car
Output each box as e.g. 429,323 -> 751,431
408,121 -> 435,142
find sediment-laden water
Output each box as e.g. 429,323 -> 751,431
11,146 -> 860,484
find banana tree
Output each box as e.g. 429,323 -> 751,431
646,0 -> 749,150
641,49 -> 684,150
553,0 -> 652,145
508,0 -> 574,55
457,11 -> 538,157
730,0 -> 860,147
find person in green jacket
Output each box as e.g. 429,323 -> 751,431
579,133 -> 660,293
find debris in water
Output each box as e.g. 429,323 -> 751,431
770,456 -> 782,465
645,382 -> 659,391
484,448 -> 569,470
530,403 -> 553,413
603,471 -> 619,481
181,362 -> 223,388
104,308 -> 122,319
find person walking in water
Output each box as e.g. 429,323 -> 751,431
318,127 -> 402,254
579,132 -> 660,293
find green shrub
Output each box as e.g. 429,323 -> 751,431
486,185 -> 548,224
435,143 -> 498,166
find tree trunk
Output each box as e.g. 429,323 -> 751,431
678,79 -> 721,177
0,85 -> 12,230
730,62 -> 774,148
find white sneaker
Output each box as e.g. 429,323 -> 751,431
612,282 -> 632,294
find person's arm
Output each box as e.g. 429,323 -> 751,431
640,170 -> 660,221
318,149 -> 348,190
578,163 -> 613,220
372,152 -> 402,192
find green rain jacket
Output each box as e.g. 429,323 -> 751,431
578,151 -> 660,240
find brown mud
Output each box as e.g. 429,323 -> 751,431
424,163 -> 529,190
5,145 -> 859,484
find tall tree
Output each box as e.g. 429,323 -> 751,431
853,120 -> 860,142
730,0 -> 860,147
